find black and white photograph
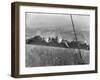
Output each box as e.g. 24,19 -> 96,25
11,2 -> 97,78
25,12 -> 90,67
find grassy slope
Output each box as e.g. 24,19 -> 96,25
26,45 -> 89,67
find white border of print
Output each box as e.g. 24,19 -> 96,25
19,6 -> 95,75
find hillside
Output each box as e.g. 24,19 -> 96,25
26,44 -> 89,67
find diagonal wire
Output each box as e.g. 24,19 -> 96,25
70,14 -> 84,64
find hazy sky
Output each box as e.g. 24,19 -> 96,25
26,12 -> 90,32
25,12 -> 90,42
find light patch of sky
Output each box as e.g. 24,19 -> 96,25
26,12 -> 90,32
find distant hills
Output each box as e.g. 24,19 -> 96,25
26,35 -> 89,50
